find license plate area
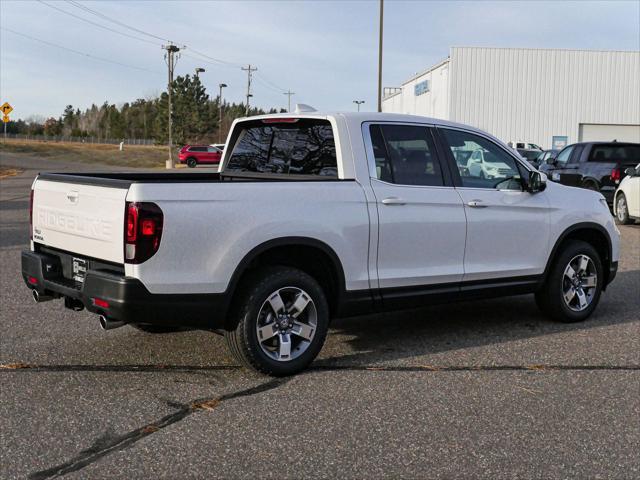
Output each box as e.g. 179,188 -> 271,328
72,257 -> 87,283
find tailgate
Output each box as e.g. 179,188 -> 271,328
32,179 -> 128,263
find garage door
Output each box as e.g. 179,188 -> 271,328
579,124 -> 640,143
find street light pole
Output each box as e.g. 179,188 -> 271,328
218,83 -> 227,144
353,100 -> 365,112
377,0 -> 384,113
195,67 -> 205,78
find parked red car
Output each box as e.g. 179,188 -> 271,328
178,145 -> 223,168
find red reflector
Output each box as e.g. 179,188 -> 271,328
93,298 -> 109,309
262,118 -> 299,123
28,276 -> 38,285
141,219 -> 155,236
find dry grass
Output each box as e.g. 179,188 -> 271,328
0,139 -> 169,168
0,167 -> 23,178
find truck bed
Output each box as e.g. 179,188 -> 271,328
37,171 -> 347,188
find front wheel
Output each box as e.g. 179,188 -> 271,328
535,240 -> 603,323
187,157 -> 198,168
225,266 -> 329,376
615,193 -> 633,225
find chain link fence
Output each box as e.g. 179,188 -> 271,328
3,133 -> 156,146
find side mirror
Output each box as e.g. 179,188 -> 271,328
624,167 -> 636,176
527,171 -> 546,193
545,157 -> 557,166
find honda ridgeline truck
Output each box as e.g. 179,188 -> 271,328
22,111 -> 620,375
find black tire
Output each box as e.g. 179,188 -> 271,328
187,157 -> 198,168
583,181 -> 600,192
535,240 -> 603,323
225,266 -> 329,376
131,324 -> 181,333
615,193 -> 633,225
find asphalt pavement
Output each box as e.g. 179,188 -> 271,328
1,153 -> 639,479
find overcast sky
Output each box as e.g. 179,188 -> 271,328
1,0 -> 639,120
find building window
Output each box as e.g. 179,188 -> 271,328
414,80 -> 430,96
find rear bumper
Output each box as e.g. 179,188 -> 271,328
21,250 -> 228,329
600,186 -> 615,204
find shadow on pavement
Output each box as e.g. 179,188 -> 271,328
321,269 -> 639,367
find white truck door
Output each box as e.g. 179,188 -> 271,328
438,127 -> 551,281
363,123 -> 467,295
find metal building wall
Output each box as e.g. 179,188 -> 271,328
448,47 -> 640,149
382,60 -> 450,118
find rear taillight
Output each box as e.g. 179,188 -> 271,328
124,202 -> 163,264
611,167 -> 621,183
29,188 -> 34,240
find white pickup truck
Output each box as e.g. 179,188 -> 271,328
22,112 -> 620,375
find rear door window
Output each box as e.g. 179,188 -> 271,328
226,119 -> 338,177
588,144 -> 640,162
368,124 -> 444,186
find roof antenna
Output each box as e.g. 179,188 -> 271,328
294,104 -> 317,113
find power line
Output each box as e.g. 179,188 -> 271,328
253,75 -> 284,94
255,73 -> 288,93
64,1 -> 245,68
0,27 -> 161,74
181,52 -> 241,71
187,48 -> 244,68
37,0 -> 160,47
65,0 -> 171,43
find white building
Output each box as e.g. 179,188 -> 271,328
382,47 -> 640,150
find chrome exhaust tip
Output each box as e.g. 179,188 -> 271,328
99,315 -> 126,331
32,289 -> 53,303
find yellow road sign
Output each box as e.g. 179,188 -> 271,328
2,115 -> 10,123
1,102 -> 13,115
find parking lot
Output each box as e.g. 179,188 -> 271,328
1,155 -> 639,479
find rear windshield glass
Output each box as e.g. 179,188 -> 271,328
226,119 -> 338,177
588,144 -> 640,162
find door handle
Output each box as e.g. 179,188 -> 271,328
382,197 -> 406,206
466,200 -> 487,208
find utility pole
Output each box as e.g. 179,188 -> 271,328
163,43 -> 180,169
353,100 -> 365,112
218,83 -> 227,143
377,0 -> 384,113
242,64 -> 258,115
283,90 -> 295,112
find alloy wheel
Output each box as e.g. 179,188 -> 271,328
617,196 -> 627,222
562,254 -> 597,312
255,287 -> 317,362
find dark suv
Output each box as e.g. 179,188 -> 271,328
540,141 -> 640,205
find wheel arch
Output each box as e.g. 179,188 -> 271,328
544,222 -> 613,287
224,237 -> 347,328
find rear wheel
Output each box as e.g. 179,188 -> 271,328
583,181 -> 600,192
225,266 -> 329,376
615,193 -> 633,225
535,240 -> 603,323
187,157 -> 198,168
